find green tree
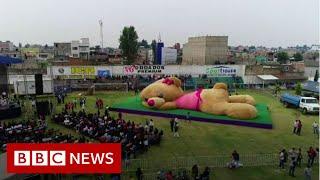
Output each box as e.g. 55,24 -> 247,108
314,70 -> 319,82
312,51 -> 319,60
138,39 -> 150,48
37,61 -> 48,70
151,40 -> 157,64
275,84 -> 281,95
295,82 -> 302,95
277,52 -> 289,64
293,52 -> 303,61
119,26 -> 139,64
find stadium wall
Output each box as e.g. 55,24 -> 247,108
48,65 -> 246,78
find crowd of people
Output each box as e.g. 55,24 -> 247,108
0,118 -> 85,152
132,165 -> 211,180
279,146 -> 318,178
52,111 -> 163,160
292,119 -> 320,137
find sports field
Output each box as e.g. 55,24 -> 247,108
4,89 -> 319,179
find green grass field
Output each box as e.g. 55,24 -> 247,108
3,89 -> 319,180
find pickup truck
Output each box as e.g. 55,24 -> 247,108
280,93 -> 320,114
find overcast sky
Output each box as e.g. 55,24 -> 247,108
0,0 -> 319,48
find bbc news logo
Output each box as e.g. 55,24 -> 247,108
7,143 -> 121,174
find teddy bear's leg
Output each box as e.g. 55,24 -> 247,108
229,95 -> 256,105
224,103 -> 257,119
200,102 -> 229,116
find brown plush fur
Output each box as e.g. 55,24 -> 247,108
140,77 -> 257,119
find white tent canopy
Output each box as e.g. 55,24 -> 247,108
257,75 -> 279,88
257,75 -> 279,81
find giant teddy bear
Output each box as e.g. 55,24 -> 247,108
140,77 -> 257,119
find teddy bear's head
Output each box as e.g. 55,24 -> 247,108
140,77 -> 184,108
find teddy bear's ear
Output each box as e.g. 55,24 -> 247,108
169,77 -> 181,87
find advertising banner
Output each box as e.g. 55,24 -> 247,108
206,66 -> 237,77
97,70 -> 111,78
123,65 -> 165,75
71,67 -> 95,75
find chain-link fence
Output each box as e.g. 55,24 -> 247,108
121,153 -> 318,177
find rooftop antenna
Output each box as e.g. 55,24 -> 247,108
158,32 -> 161,42
99,20 -> 104,49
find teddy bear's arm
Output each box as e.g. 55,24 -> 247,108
159,101 -> 177,110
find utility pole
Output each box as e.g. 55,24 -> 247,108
99,20 -> 104,50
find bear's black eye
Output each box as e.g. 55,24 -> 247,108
158,94 -> 164,98
144,98 -> 148,102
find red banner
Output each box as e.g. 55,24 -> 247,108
7,143 -> 121,174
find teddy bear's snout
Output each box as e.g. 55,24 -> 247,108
147,99 -> 155,106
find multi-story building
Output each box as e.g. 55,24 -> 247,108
38,46 -> 54,61
21,47 -> 40,60
54,42 -> 71,61
182,36 -> 228,65
0,41 -> 14,52
161,47 -> 177,65
71,38 -> 90,60
135,47 -> 149,64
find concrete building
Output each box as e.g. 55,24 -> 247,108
71,38 -> 90,60
147,49 -> 154,64
21,47 -> 40,60
0,41 -> 14,52
182,36 -> 228,65
161,47 -> 177,65
136,47 -> 149,64
54,42 -> 71,61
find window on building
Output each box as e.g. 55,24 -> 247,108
72,47 -> 78,50
73,54 -> 78,57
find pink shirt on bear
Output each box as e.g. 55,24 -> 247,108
175,89 -> 203,110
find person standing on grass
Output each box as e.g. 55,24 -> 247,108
283,149 -> 288,167
200,166 -> 210,180
173,118 -> 180,137
304,165 -> 312,180
288,157 -> 297,177
186,112 -> 191,123
191,164 -> 199,179
289,147 -> 297,161
279,149 -> 285,169
297,120 -> 302,135
307,147 -> 316,166
232,150 -> 240,167
73,98 -> 77,109
149,119 -> 154,132
293,120 -> 298,134
312,121 -> 318,135
170,118 -> 174,132
105,105 -> 110,117
81,101 -> 85,111
135,168 -> 143,180
296,148 -> 302,167
165,171 -> 174,180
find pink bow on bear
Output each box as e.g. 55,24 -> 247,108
162,78 -> 174,85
